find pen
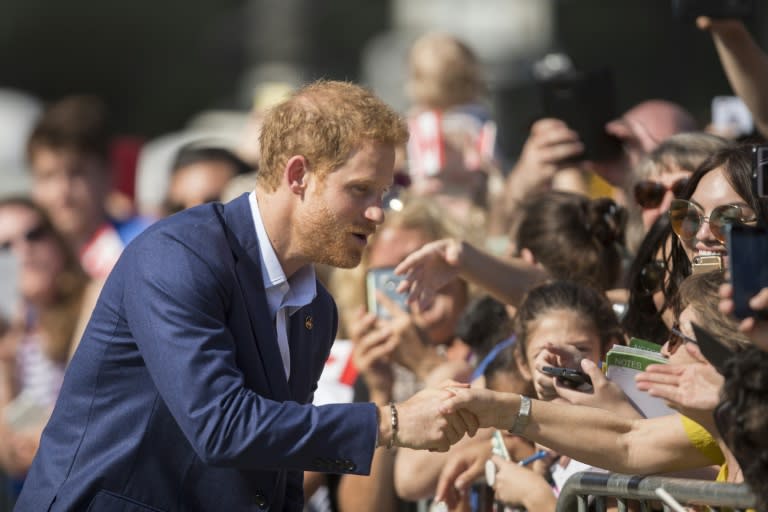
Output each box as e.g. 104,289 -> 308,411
518,450 -> 548,466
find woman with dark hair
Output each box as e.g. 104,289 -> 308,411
0,197 -> 89,484
622,215 -> 677,344
667,144 -> 768,280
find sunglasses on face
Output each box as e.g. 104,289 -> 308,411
666,325 -> 698,355
633,178 -> 689,209
638,259 -> 666,295
669,199 -> 757,243
0,224 -> 50,252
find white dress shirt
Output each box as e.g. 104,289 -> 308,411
249,192 -> 317,379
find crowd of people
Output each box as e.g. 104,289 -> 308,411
1,13 -> 768,512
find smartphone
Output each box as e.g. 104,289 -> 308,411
536,67 -> 623,162
712,96 -> 753,138
541,366 -> 592,387
366,267 -> 408,319
672,0 -> 754,20
726,223 -> 768,320
690,322 -> 734,374
751,145 -> 768,198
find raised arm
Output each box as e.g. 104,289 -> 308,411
699,16 -> 768,136
395,238 -> 547,311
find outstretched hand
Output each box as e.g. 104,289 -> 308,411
395,383 -> 479,452
395,238 -> 465,311
635,343 -> 723,432
553,359 -> 641,418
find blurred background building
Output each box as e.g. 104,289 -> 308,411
2,0 -> 767,193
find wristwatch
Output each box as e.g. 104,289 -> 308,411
508,395 -> 532,435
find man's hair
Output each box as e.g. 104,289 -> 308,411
257,80 -> 409,191
27,95 -> 111,162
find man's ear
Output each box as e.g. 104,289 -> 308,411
285,155 -> 309,194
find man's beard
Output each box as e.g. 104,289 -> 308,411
295,202 -> 372,269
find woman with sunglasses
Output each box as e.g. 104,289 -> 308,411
631,133 -> 728,238
0,197 -> 90,493
668,144 -> 768,277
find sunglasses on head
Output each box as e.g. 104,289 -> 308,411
669,199 -> 757,243
667,325 -> 698,355
638,259 -> 666,295
0,224 -> 50,252
633,178 -> 689,209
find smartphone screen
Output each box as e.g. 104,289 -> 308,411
366,267 -> 408,319
726,223 -> 768,320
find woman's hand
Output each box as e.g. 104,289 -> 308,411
635,344 -> 723,431
349,306 -> 395,403
395,238 -> 465,311
553,359 -> 641,419
490,455 -> 557,510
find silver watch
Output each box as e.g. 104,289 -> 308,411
508,395 -> 531,435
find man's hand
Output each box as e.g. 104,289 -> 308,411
385,386 -> 479,452
635,344 -> 724,432
440,388 -> 519,431
395,238 -> 465,311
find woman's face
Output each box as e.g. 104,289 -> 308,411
679,167 -> 752,268
520,308 -> 603,401
0,205 -> 64,305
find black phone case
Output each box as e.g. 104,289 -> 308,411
691,322 -> 734,374
536,67 -> 623,162
726,223 -> 768,320
671,0 -> 754,20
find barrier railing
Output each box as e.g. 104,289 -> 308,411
556,472 -> 756,512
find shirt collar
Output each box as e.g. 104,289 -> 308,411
249,191 -> 316,316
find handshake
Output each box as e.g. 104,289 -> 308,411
378,384 -> 519,452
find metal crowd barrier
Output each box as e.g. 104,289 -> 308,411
556,472 -> 757,512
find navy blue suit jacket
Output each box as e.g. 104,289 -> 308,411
16,194 -> 378,511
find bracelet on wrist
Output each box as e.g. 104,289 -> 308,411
387,402 -> 399,449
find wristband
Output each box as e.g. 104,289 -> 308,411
508,395 -> 531,435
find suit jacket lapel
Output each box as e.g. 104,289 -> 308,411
220,194 -> 290,401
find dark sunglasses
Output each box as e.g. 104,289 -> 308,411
666,325 -> 698,355
669,199 -> 757,243
638,259 -> 666,295
633,178 -> 689,209
0,224 -> 50,252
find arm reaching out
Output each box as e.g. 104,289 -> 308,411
395,239 -> 547,310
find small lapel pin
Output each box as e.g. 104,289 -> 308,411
305,315 -> 313,330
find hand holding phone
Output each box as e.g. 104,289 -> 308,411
541,366 -> 593,387
366,267 -> 409,319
